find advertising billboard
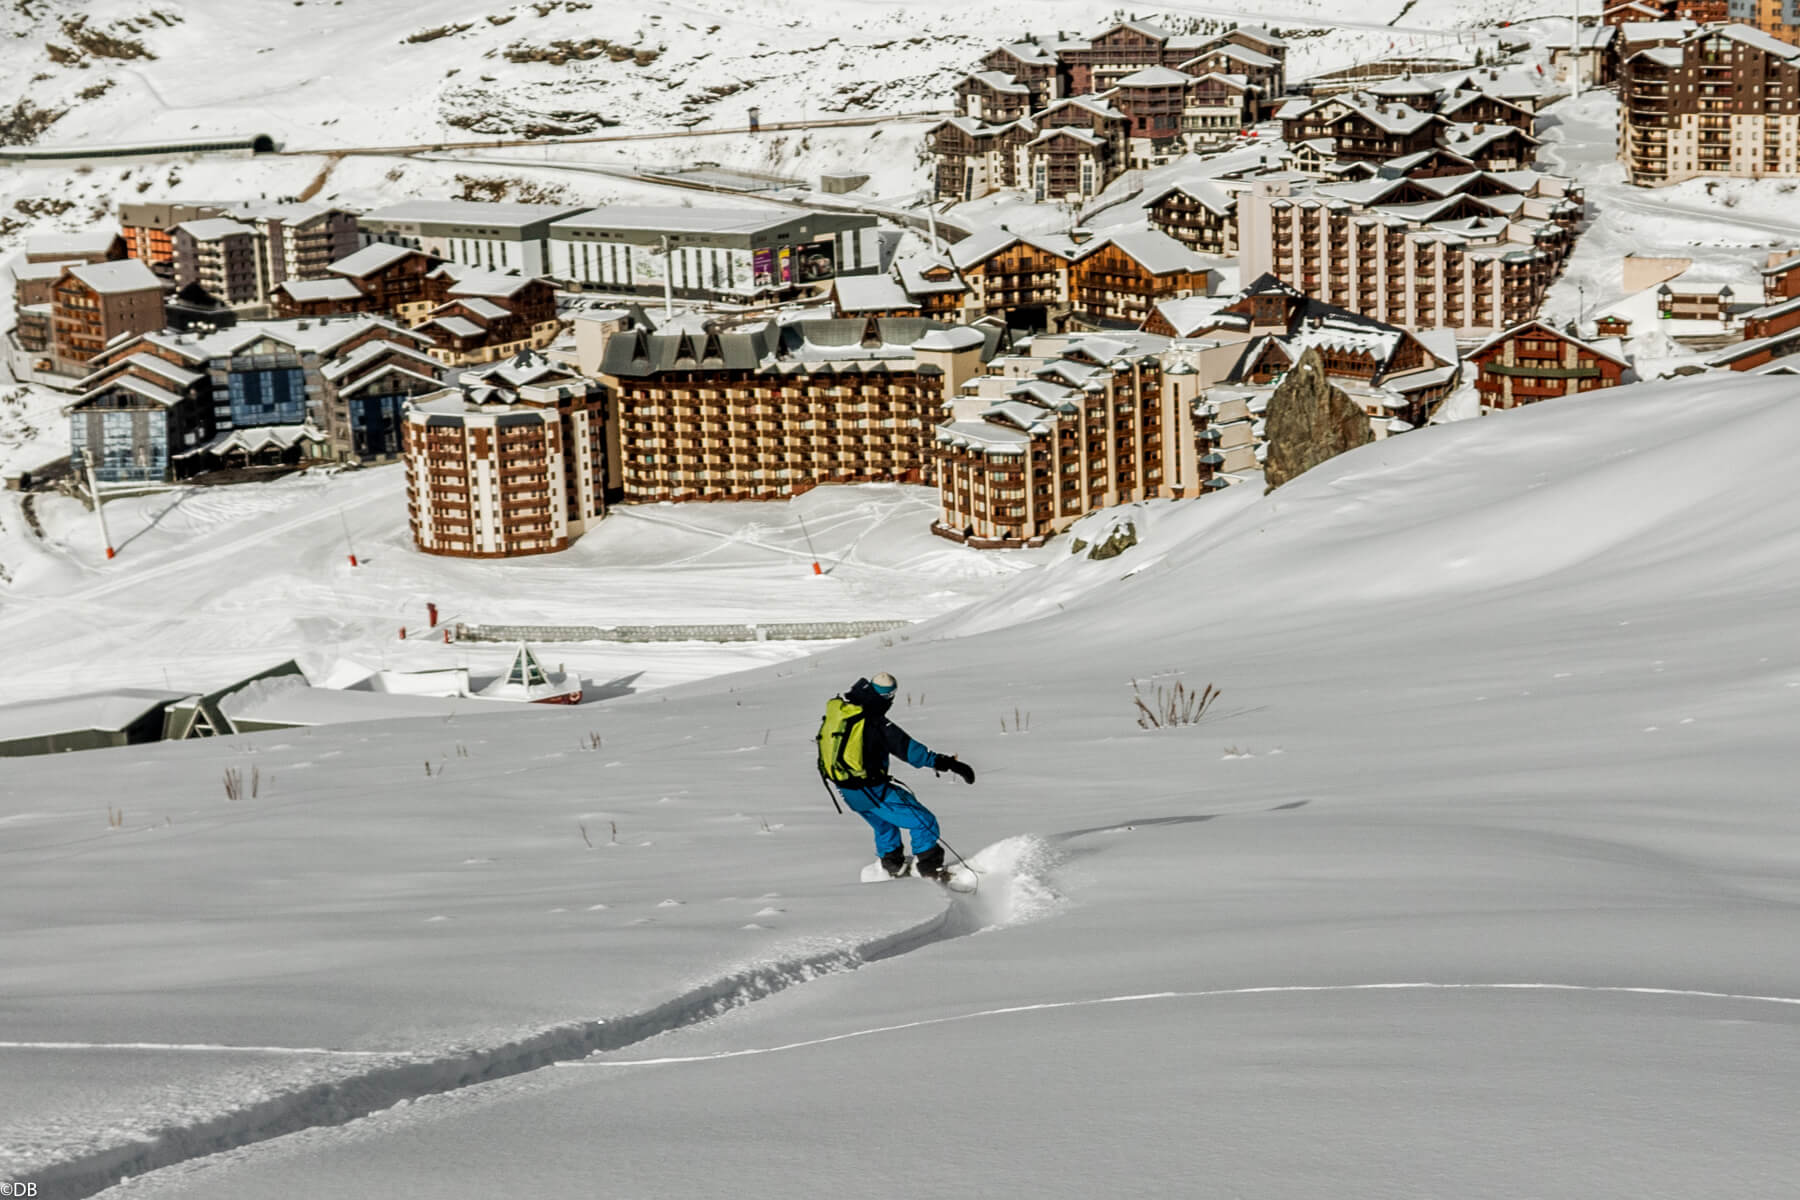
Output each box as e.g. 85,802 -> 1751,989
796,238 -> 836,283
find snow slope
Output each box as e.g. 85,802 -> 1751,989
0,471 -> 1047,703
4,369 -> 1797,1196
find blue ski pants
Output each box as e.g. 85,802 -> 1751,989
838,779 -> 939,857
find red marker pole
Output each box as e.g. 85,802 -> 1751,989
84,458 -> 116,560
798,512 -> 821,576
339,509 -> 357,567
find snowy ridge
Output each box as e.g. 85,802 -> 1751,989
26,837 -> 1062,1200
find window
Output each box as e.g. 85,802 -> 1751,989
228,366 -> 308,427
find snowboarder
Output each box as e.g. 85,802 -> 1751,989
816,672 -> 975,882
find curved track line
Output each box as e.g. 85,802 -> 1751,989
570,982 -> 1800,1069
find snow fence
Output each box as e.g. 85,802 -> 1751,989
454,621 -> 914,644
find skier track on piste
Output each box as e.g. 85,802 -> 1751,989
21,836 -> 1056,1200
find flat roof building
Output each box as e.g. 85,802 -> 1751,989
548,205 -> 882,302
358,200 -> 589,277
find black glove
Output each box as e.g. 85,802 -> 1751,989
939,755 -> 975,785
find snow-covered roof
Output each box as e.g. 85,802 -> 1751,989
0,688 -> 188,742
474,645 -> 581,704
362,200 -> 585,228
1186,43 -> 1279,70
834,273 -> 916,313
995,41 -> 1057,67
913,326 -> 986,352
90,352 -> 203,389
1443,123 -> 1537,154
551,205 -> 796,236
276,277 -> 364,302
1696,23 -> 1800,61
1089,229 -> 1210,276
443,269 -> 540,299
329,242 -> 419,278
935,418 -> 1031,453
25,230 -> 121,258
1152,295 -> 1233,337
11,258 -> 81,282
178,217 -> 255,242
80,373 -> 184,408
896,256 -> 966,296
949,227 -> 1076,270
1469,320 -> 1628,368
447,296 -> 510,321
1330,98 -> 1440,136
964,70 -> 1029,94
425,316 -> 486,339
337,363 -> 443,397
181,423 -> 328,457
1097,17 -> 1170,41
1142,177 -> 1237,214
1618,17 -> 1694,41
1115,67 -> 1195,88
68,259 -> 161,295
1631,45 -> 1685,68
1030,126 -> 1104,149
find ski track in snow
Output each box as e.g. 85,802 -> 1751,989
21,835 -> 1064,1200
570,983 -> 1800,1070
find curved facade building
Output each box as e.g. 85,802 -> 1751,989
403,355 -> 605,558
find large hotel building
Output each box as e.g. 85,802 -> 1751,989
594,317 -> 996,503
1619,23 -> 1800,184
403,354 -> 606,558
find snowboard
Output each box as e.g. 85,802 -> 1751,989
860,857 -> 978,894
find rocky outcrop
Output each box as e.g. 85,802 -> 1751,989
1262,346 -> 1373,492
1086,518 -> 1138,561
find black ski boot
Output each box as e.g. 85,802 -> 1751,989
880,849 -> 909,878
913,845 -> 948,883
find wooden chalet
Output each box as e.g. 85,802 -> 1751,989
1467,320 -> 1627,408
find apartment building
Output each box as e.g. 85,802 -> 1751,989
949,229 -> 1080,328
1238,167 -> 1583,336
7,232 -> 127,374
1184,276 -> 1464,460
171,218 -> 265,308
270,244 -> 445,322
1619,23 -> 1800,184
416,272 -> 560,366
934,331 -> 1220,547
126,201 -> 358,298
977,42 -> 1064,110
1069,231 -> 1217,327
50,259 -> 166,377
120,202 -> 228,269
1467,320 -> 1629,408
929,20 -> 1286,203
76,316 -> 443,474
1727,0 -> 1800,43
403,353 -> 606,558
1145,178 -> 1241,255
595,317 -> 997,503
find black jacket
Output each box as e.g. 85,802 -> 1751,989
842,677 -> 941,786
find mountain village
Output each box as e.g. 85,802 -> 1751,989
3,3 -> 1799,1195
7,3 -> 1800,571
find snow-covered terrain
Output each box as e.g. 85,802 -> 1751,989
4,368 -> 1798,1197
0,472 -> 1047,703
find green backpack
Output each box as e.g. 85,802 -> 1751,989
816,696 -> 872,807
